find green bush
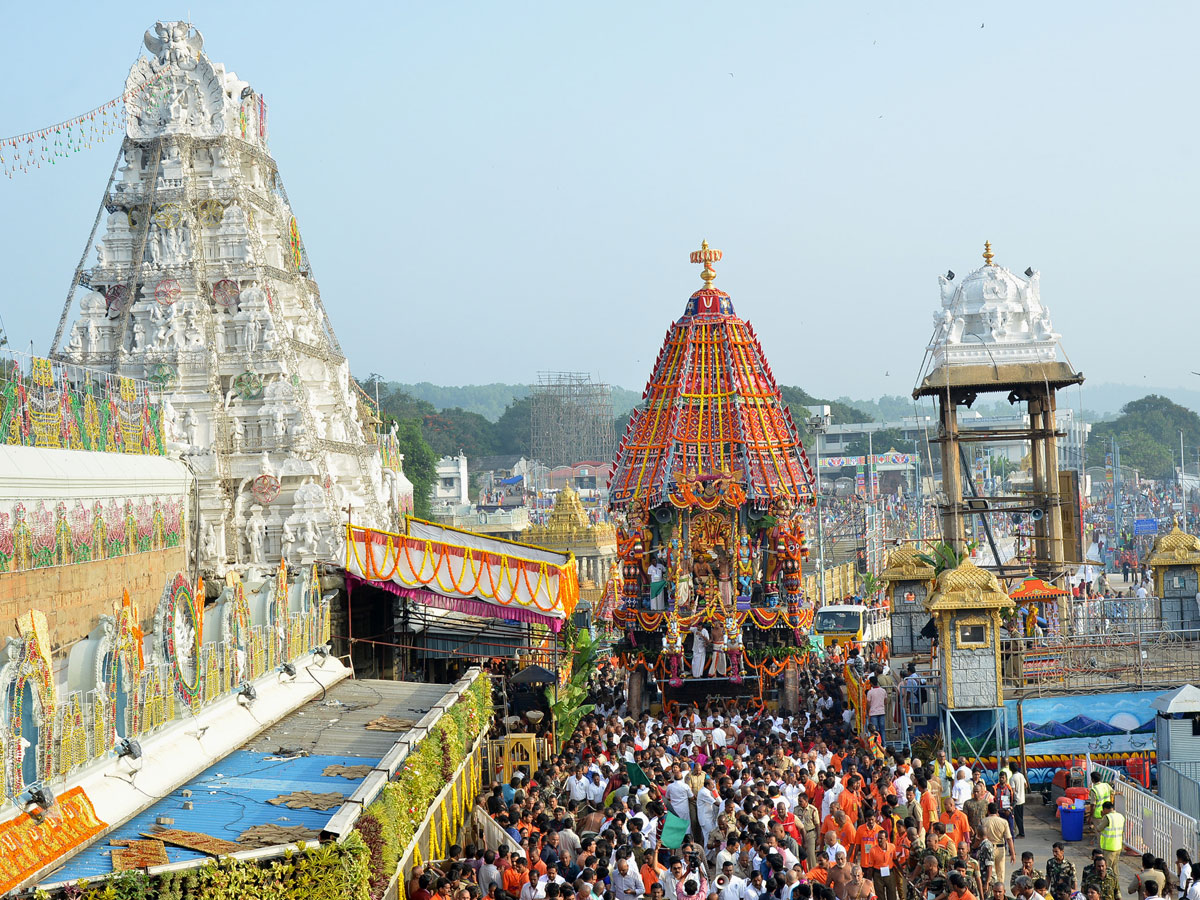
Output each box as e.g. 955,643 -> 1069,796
34,832 -> 371,900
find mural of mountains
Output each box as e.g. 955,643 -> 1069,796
1024,715 -> 1153,742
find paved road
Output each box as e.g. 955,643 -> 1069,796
1020,794 -> 1143,898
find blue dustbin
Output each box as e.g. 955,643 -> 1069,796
1061,806 -> 1085,841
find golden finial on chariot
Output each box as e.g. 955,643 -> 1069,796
690,239 -> 723,289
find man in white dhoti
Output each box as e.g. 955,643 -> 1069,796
709,619 -> 728,676
665,771 -> 693,822
648,557 -> 667,611
697,776 -> 720,845
690,624 -> 710,679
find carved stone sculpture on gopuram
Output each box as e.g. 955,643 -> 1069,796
50,21 -> 413,576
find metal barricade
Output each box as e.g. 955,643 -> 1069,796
1091,761 -> 1200,861
1159,761 -> 1200,830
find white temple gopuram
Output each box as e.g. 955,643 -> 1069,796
928,240 -> 1062,369
50,21 -> 411,576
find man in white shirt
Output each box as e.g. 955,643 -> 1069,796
743,871 -> 766,900
640,810 -> 660,849
782,773 -> 802,808
1010,763 -> 1029,838
585,771 -> 608,806
713,720 -> 728,748
478,850 -> 502,896
952,767 -> 973,806
666,772 -> 694,821
715,842 -> 739,875
822,777 -> 843,819
893,764 -> 913,800
815,742 -> 833,770
698,776 -> 721,844
610,858 -> 644,900
568,767 -> 590,803
823,831 -> 846,863
535,864 -> 567,899
719,861 -> 746,900
659,858 -> 686,900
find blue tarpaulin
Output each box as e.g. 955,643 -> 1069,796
499,475 -> 523,485
47,751 -> 372,881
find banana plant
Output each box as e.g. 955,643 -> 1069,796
859,572 -> 885,599
546,627 -> 599,750
915,541 -> 977,575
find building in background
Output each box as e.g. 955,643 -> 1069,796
432,453 -> 470,509
525,485 -> 617,590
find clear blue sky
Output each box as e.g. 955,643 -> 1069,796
1,1 -> 1196,400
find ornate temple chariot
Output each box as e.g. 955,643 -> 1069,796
609,243 -> 818,715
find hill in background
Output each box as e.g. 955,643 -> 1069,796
842,383 -> 1200,424
391,381 -> 644,422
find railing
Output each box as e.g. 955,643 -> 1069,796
1093,761 -> 1200,861
1159,761 -> 1200,836
1000,627 -> 1200,695
1068,597 -> 1163,636
898,671 -> 941,745
383,728 -> 486,900
1,349 -> 166,455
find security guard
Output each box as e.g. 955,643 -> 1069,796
1087,772 -> 1113,835
1097,800 -> 1125,877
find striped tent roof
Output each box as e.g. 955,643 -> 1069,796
608,255 -> 814,510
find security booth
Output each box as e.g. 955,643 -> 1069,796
1147,525 -> 1200,634
926,560 -> 1013,710
880,545 -> 937,656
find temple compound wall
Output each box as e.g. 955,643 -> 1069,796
0,548 -> 184,653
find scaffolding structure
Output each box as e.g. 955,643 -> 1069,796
529,371 -> 616,468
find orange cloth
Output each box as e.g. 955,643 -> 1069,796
838,819 -> 857,850
838,789 -> 863,824
810,869 -> 831,886
864,838 -> 895,871
950,891 -> 977,900
641,862 -> 660,890
853,824 -> 884,863
503,870 -> 528,894
940,810 -> 970,846
894,832 -> 911,867
920,791 -> 939,826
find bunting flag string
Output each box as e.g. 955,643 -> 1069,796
0,70 -> 170,179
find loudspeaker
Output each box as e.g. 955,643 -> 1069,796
1030,507 -> 1045,522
